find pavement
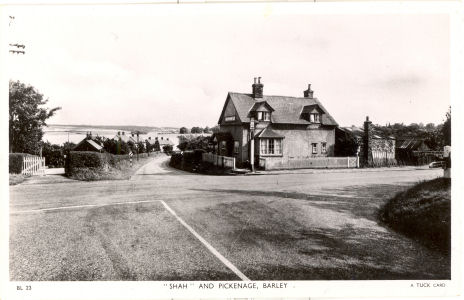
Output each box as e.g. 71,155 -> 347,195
9,157 -> 449,280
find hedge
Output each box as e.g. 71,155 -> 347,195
65,151 -> 150,176
9,153 -> 32,174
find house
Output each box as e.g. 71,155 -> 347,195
336,117 -> 396,167
73,132 -> 103,152
217,77 -> 338,169
113,131 -> 136,144
158,137 -> 174,152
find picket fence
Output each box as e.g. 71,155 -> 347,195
202,153 -> 236,169
259,156 -> 359,170
22,156 -> 46,176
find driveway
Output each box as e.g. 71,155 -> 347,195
9,159 -> 448,280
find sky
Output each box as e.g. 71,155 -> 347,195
6,4 -> 450,128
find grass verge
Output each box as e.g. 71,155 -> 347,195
379,177 -> 450,254
68,155 -> 156,181
9,174 -> 29,185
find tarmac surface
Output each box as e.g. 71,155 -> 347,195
9,157 -> 449,280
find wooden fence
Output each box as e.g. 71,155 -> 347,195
259,156 -> 359,170
22,156 -> 46,176
202,153 -> 236,169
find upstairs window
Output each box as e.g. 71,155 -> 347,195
309,113 -> 321,123
257,112 -> 271,121
225,115 -> 235,122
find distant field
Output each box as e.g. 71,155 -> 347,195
43,124 -> 180,145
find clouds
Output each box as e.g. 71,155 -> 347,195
7,6 -> 450,127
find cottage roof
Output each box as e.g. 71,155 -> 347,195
223,92 -> 338,126
256,127 -> 285,139
114,134 -> 136,143
73,138 -> 103,151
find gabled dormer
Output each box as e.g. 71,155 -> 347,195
248,101 -> 275,122
301,104 -> 324,124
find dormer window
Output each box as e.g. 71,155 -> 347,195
309,113 -> 320,123
257,111 -> 271,121
301,104 -> 324,124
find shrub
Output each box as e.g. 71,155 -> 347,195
66,151 -> 108,176
163,144 -> 173,154
169,153 -> 183,168
379,178 -> 451,253
9,153 -> 32,174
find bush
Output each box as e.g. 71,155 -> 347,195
379,178 -> 451,253
163,144 -> 173,154
9,153 -> 32,174
169,153 -> 183,168
66,151 -> 108,176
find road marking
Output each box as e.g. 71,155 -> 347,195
10,200 -> 161,214
159,200 -> 250,281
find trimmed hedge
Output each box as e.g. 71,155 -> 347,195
9,153 -> 32,174
65,151 -> 151,176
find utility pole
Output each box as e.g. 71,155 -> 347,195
250,117 -> 255,172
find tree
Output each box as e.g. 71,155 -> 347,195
179,127 -> 189,134
203,126 -> 210,133
191,126 -> 203,134
9,80 -> 61,154
211,125 -> 220,133
442,107 -> 451,146
154,140 -> 161,152
163,144 -> 173,154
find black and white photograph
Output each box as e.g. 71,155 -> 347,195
1,1 -> 462,299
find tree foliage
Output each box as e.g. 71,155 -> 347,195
179,127 -> 189,134
190,126 -> 203,134
442,107 -> 451,146
9,80 -> 61,154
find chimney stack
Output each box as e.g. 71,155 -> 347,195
252,77 -> 263,99
304,84 -> 314,98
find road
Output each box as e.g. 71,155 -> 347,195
9,157 -> 449,280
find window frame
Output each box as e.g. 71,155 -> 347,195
260,138 -> 283,156
257,111 -> 271,121
234,141 -> 240,154
311,143 -> 318,154
321,142 -> 327,154
309,113 -> 321,123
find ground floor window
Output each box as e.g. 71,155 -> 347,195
312,143 -> 318,154
234,141 -> 240,154
260,138 -> 282,155
321,142 -> 327,154
221,141 -> 226,154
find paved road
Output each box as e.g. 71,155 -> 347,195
10,158 -> 449,280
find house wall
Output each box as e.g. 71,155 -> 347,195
220,124 -> 336,168
219,124 -> 249,166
